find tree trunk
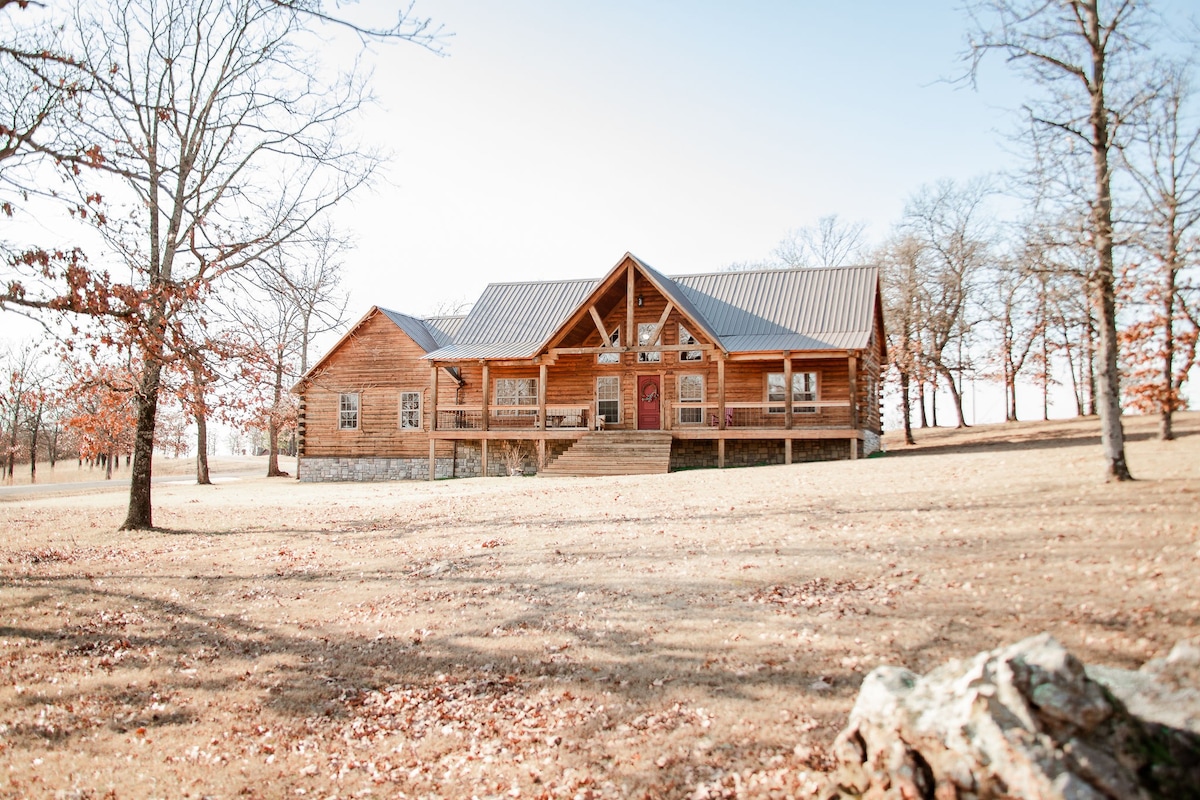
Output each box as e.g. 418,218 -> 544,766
28,412 -> 38,483
939,366 -> 969,428
105,449 -> 114,480
916,374 -> 929,428
1008,373 -> 1018,423
1085,316 -> 1097,416
900,370 -> 915,445
195,406 -> 211,485
121,357 -> 163,529
266,353 -> 287,477
930,373 -> 939,427
1080,7 -> 1132,480
1160,247 -> 1176,441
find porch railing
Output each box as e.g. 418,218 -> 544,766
669,401 -> 853,429
435,405 -> 591,431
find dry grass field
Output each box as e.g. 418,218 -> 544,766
1,413 -> 1198,798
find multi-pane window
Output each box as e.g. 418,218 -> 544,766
338,393 -> 359,430
637,323 -> 661,362
597,327 -> 620,364
678,374 -> 704,424
596,376 -> 620,424
495,378 -> 538,416
767,372 -> 818,414
678,324 -> 702,361
399,391 -> 421,429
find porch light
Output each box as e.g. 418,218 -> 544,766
636,294 -> 644,307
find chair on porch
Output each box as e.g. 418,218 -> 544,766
709,409 -> 734,428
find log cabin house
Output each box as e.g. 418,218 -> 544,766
293,253 -> 885,481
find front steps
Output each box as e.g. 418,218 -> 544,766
540,431 -> 672,477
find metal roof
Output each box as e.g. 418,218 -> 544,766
379,308 -> 444,353
427,278 -> 599,360
412,261 -> 879,360
423,341 -> 547,361
672,265 -> 878,351
422,314 -> 465,348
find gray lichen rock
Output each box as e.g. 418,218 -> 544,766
824,634 -> 1200,799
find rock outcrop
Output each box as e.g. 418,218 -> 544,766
825,634 -> 1200,799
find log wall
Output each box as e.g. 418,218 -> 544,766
297,311 -> 453,459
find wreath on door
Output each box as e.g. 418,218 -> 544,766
640,385 -> 659,403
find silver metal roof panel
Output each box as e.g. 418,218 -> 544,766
379,308 -> 442,353
452,278 -> 598,346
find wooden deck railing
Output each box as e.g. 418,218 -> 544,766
435,405 -> 591,431
669,401 -> 853,429
435,402 -> 852,432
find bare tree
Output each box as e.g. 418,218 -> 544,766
237,226 -> 348,477
774,214 -> 869,268
964,0 -> 1160,480
902,178 -> 993,428
1,0 -> 440,528
987,238 -> 1044,422
726,213 -> 870,272
1119,63 -> 1200,440
879,234 -> 925,444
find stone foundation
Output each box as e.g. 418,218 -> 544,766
669,438 -> 857,470
301,434 -> 876,482
300,440 -> 575,482
299,456 -> 454,482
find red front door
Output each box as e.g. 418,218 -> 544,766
638,376 -> 661,430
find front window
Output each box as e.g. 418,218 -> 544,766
678,374 -> 704,424
679,324 -> 702,361
767,372 -> 817,414
339,393 -> 359,430
399,391 -> 421,429
638,323 -> 661,362
495,378 -> 537,416
596,376 -> 620,424
598,326 -> 620,364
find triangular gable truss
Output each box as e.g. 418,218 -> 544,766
540,252 -> 724,360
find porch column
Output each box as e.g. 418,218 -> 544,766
480,363 -> 490,432
716,355 -> 726,431
848,354 -> 860,461
429,363 -> 439,481
848,354 -> 859,430
538,363 -> 547,430
785,438 -> 792,465
429,364 -> 439,432
717,352 -> 727,469
783,351 -> 793,431
626,263 -> 635,343
480,361 -> 490,478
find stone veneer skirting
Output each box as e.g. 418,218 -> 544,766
669,439 -> 857,471
299,456 -> 455,482
302,434 -> 879,481
300,440 -> 575,482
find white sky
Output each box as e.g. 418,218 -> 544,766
3,0 -> 1196,426
332,0 -> 1028,316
